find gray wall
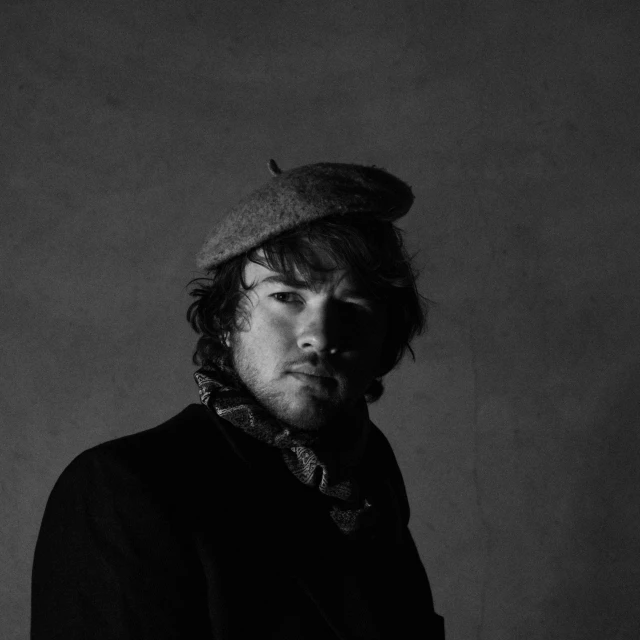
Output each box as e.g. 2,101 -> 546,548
2,1 -> 639,638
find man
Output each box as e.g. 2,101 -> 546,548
31,161 -> 445,639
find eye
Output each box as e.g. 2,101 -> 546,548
270,292 -> 303,304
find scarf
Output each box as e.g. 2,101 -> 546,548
194,364 -> 379,536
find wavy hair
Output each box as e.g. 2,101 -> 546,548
187,214 -> 428,402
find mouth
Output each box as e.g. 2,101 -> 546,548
288,363 -> 336,378
287,371 -> 337,388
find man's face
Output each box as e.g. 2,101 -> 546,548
228,252 -> 388,431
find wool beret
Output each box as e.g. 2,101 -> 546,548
196,160 -> 414,270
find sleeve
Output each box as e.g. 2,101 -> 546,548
31,448 -> 213,640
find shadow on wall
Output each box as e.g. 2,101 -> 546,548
543,362 -> 640,639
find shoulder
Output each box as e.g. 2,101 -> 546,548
32,407 -> 219,638
63,404 -> 207,468
85,402 -> 214,459
50,404 -> 236,511
37,403 -> 257,557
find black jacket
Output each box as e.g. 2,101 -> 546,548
32,404 -> 444,639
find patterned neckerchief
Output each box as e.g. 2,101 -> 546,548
194,365 -> 378,535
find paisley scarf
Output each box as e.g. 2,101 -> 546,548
194,364 -> 378,535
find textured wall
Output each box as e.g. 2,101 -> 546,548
2,0 -> 639,638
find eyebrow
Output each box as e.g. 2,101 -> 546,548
258,274 -> 375,299
259,274 -> 310,288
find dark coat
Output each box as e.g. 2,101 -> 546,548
31,404 -> 444,639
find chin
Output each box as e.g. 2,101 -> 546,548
275,396 -> 342,431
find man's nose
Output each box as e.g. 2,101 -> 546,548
296,306 -> 340,354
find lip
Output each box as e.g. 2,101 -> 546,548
288,365 -> 335,379
288,371 -> 336,387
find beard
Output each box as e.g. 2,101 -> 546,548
230,341 -> 352,432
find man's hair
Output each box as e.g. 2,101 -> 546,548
187,214 -> 428,402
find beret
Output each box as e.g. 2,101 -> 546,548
196,160 -> 414,270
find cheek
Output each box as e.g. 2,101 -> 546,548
360,316 -> 388,356
360,325 -> 388,377
247,307 -> 295,351
345,330 -> 387,378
